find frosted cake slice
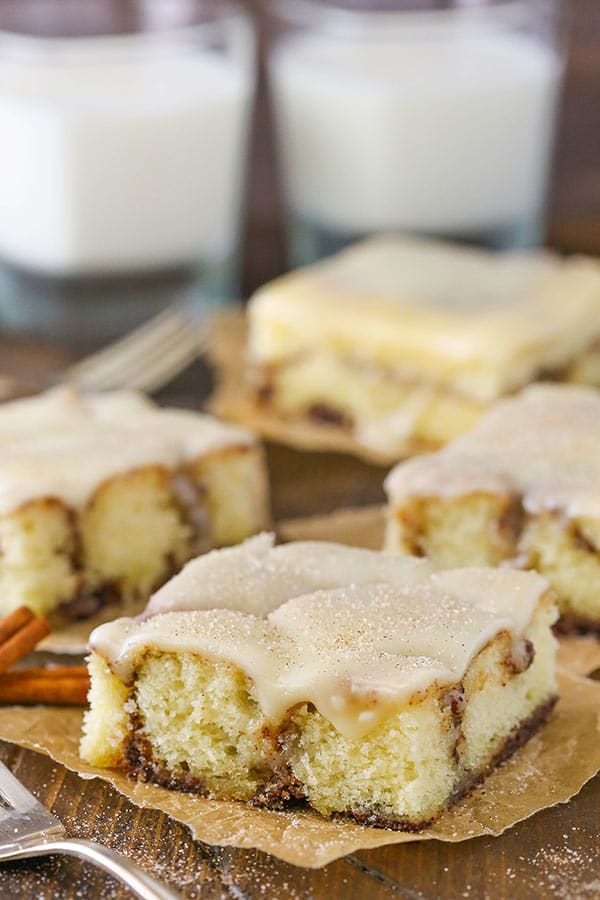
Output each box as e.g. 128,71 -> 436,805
245,236 -> 600,460
386,384 -> 600,633
82,535 -> 557,829
0,386 -> 268,620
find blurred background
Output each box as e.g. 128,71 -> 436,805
242,0 -> 599,293
0,0 -> 597,351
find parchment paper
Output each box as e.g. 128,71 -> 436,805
39,595 -> 146,656
556,637 -> 600,679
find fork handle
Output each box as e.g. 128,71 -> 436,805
4,838 -> 180,899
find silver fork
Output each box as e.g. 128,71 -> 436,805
64,305 -> 211,393
0,760 -> 179,899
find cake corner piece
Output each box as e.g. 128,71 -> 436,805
0,386 -> 269,622
385,383 -> 600,633
243,236 -> 600,460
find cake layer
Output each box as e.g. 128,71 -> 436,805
82,536 -> 558,827
385,384 -> 600,629
0,387 -> 269,618
252,350 -> 484,455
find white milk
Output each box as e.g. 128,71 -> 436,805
0,50 -> 252,274
270,29 -> 562,236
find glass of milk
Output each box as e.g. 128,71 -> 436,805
267,0 -> 565,266
0,0 -> 255,342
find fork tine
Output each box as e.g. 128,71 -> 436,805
67,309 -> 189,382
125,331 -> 207,392
0,760 -> 65,851
67,308 -> 185,376
0,762 -> 180,898
65,307 -> 206,392
73,320 -> 199,391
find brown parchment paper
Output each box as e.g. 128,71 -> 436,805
39,596 -> 146,657
0,670 -> 599,868
557,637 -> 600,679
207,310 -> 398,466
278,504 -> 387,550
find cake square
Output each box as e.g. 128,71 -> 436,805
0,386 -> 269,621
245,236 -> 600,460
82,534 -> 557,829
385,384 -> 600,632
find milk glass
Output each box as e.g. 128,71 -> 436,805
0,0 -> 255,342
267,0 -> 565,266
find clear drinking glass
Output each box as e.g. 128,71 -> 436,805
266,0 -> 566,267
0,0 -> 255,343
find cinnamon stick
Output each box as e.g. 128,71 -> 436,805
0,608 -> 83,705
0,607 -> 51,675
0,666 -> 90,705
0,606 -> 34,646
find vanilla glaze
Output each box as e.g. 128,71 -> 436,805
386,384 -> 600,521
90,536 -> 553,740
0,386 -> 254,516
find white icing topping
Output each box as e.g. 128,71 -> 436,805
143,532 -> 433,618
248,236 -> 600,402
90,535 -> 550,739
386,384 -> 600,521
0,386 -> 254,515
